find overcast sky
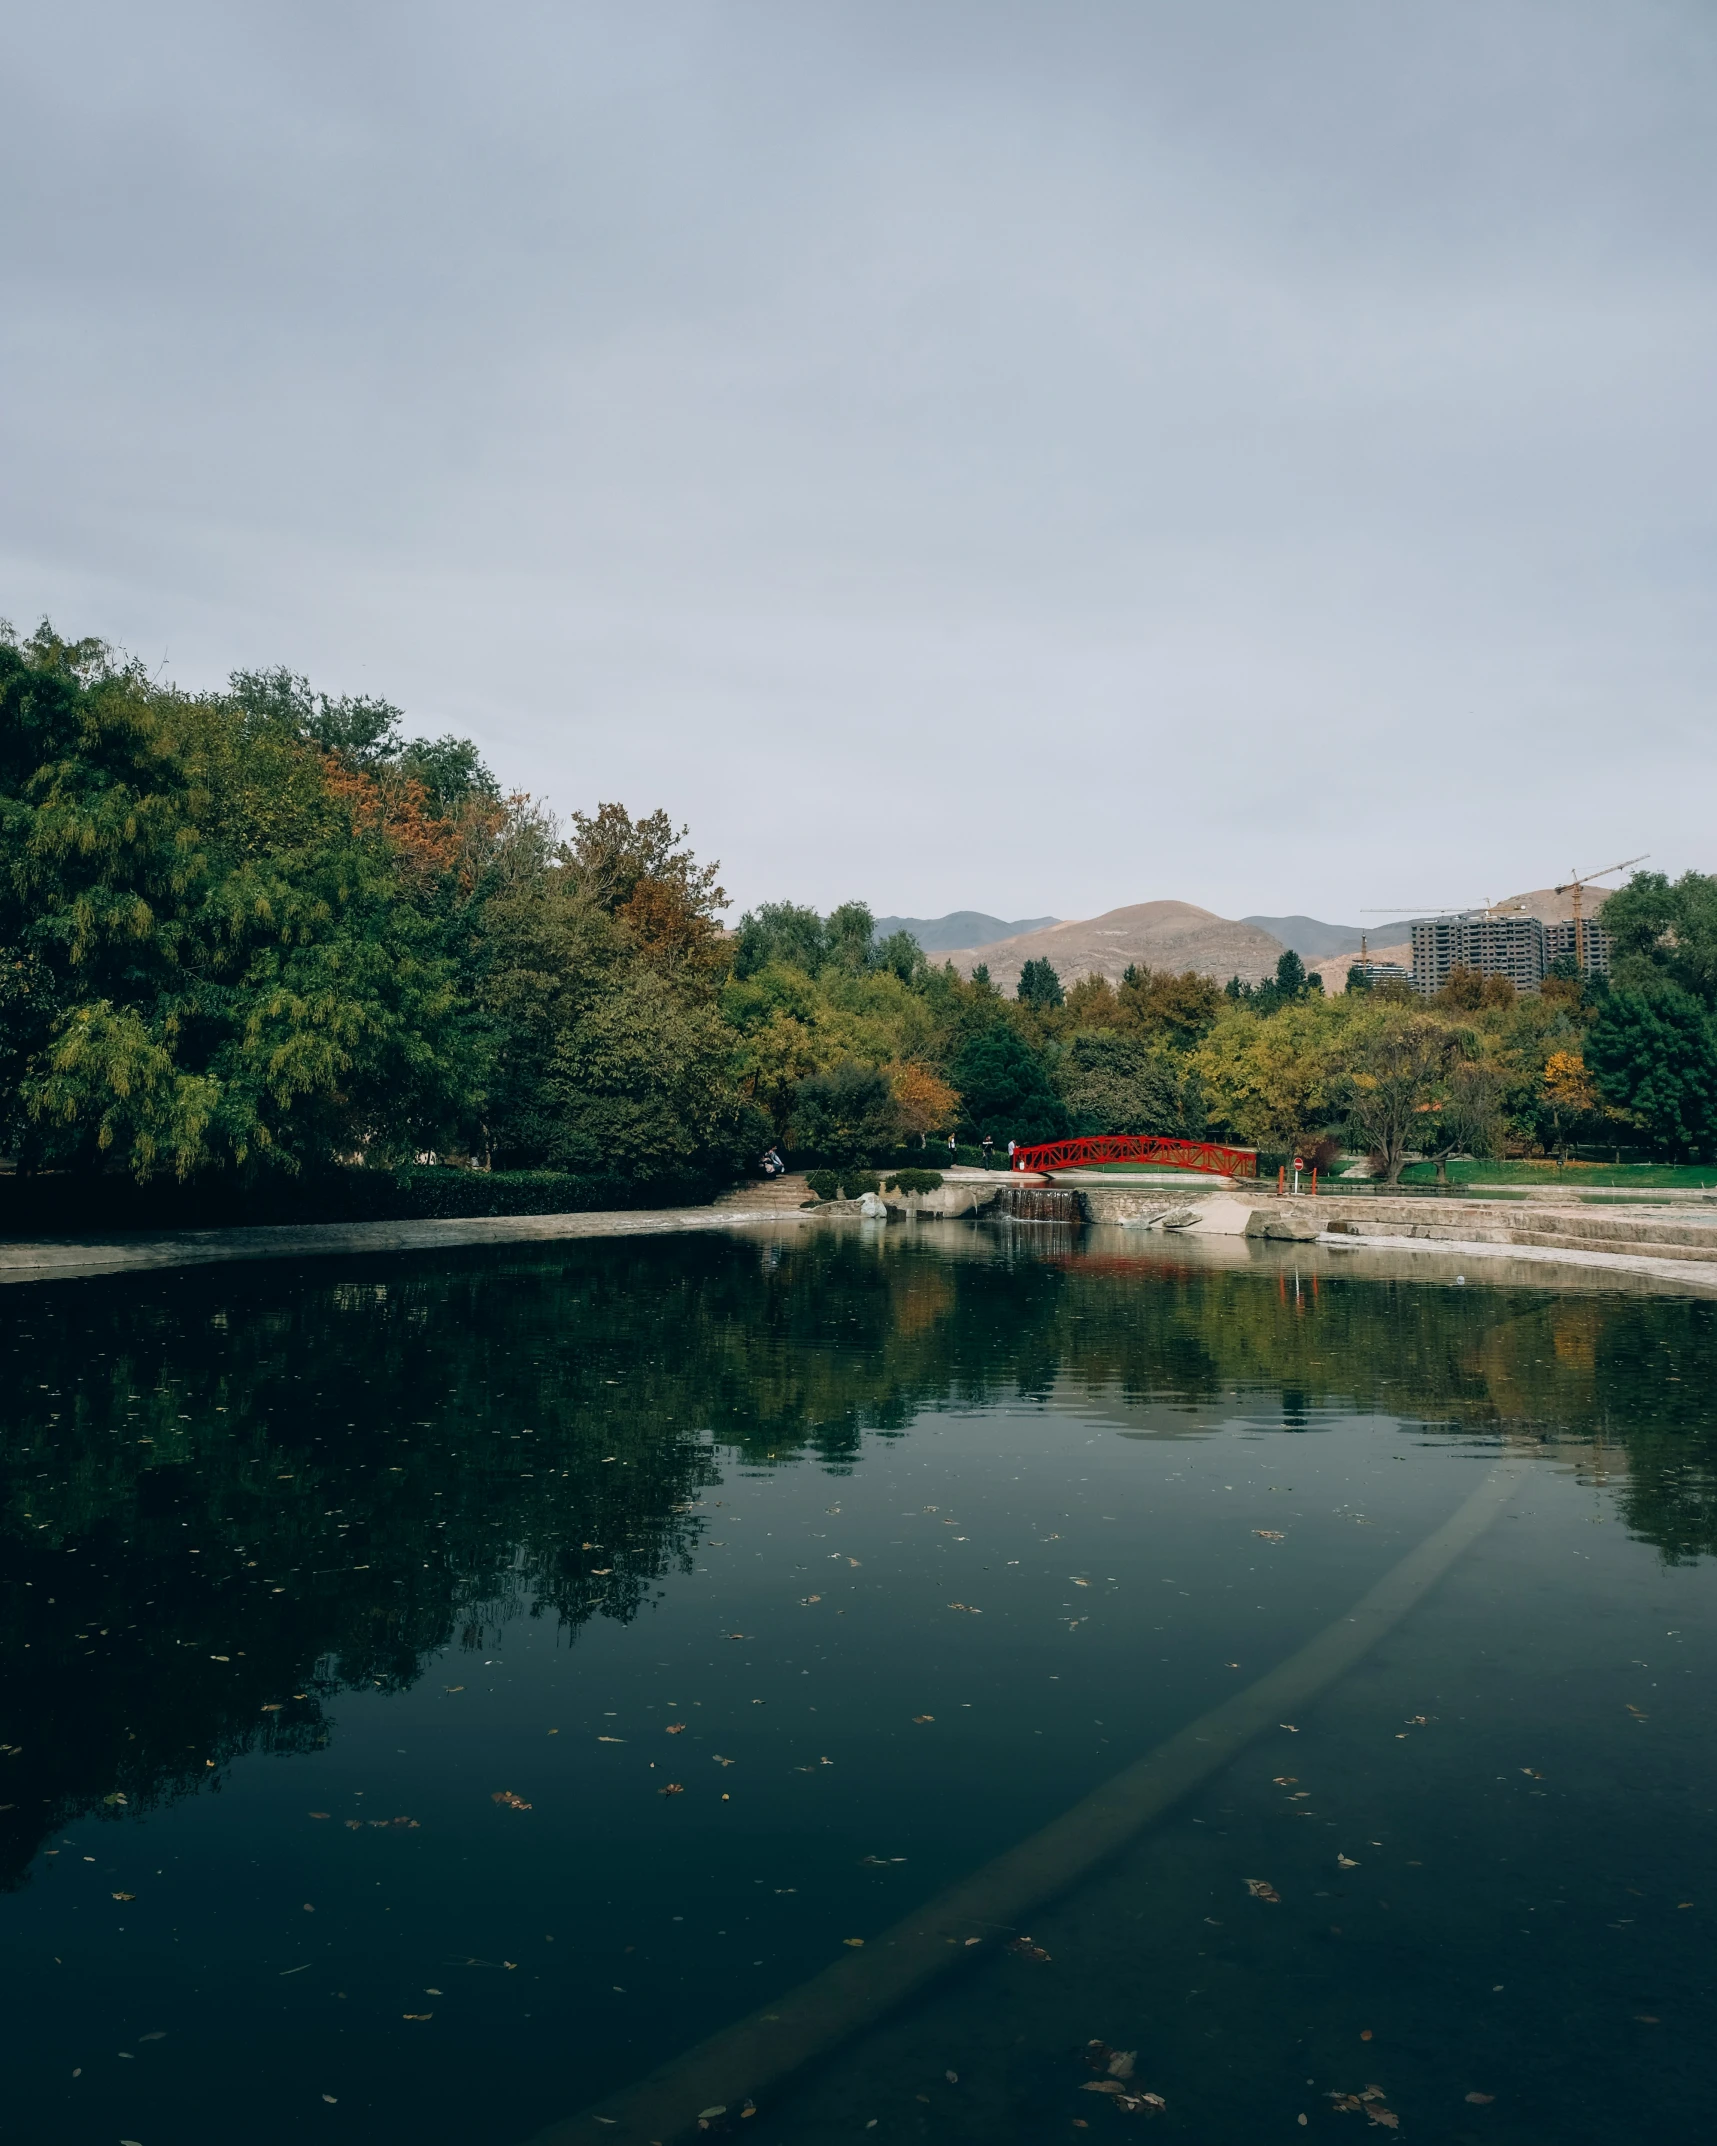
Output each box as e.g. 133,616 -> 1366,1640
4,1 -> 1712,924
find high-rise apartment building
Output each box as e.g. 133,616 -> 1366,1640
1542,919 -> 1613,977
1410,912 -> 1547,995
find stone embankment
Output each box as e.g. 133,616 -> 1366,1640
6,1172 -> 1714,1293
1310,1194 -> 1717,1269
1066,1181 -> 1717,1285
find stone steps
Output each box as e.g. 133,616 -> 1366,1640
710,1174 -> 817,1212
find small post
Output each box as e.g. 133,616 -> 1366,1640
1278,1165 -> 1286,1197
1311,1167 -> 1318,1197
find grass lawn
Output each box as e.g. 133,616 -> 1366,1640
1075,1162 -> 1243,1177
1397,1157 -> 1717,1190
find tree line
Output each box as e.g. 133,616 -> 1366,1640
4,621 -> 1713,1189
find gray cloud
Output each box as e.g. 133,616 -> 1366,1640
4,1 -> 1713,919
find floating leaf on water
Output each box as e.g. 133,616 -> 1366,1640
1338,1855 -> 1360,1869
111,1891 -> 135,1901
1108,2051 -> 1136,2080
912,1715 -> 935,1724
1465,2092 -> 1495,2104
1245,1879 -> 1281,1902
1253,1530 -> 1286,1541
491,1791 -> 533,1810
843,1937 -> 864,1947
659,1783 -> 685,1796
666,1724 -> 687,1735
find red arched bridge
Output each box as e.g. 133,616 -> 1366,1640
1010,1135 -> 1259,1179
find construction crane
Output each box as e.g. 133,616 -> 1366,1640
1553,856 -> 1647,974
1358,901 -> 1531,945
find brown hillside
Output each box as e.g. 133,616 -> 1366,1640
944,901 -> 1285,992
1311,942 -> 1410,994
1492,882 -> 1614,925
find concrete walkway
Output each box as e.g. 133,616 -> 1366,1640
0,1200 -> 812,1286
7,1182 -> 1717,1296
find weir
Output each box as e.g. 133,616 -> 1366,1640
995,1183 -> 1084,1225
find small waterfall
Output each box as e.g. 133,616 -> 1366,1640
997,1184 -> 1085,1225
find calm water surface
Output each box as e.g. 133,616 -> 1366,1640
2,1222 -> 1714,2145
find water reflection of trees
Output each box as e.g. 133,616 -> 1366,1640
2,1228 -> 1712,1886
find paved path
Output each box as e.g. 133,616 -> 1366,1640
7,1190 -> 1715,1298
0,1202 -> 810,1285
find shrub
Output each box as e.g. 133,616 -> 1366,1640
839,1169 -> 881,1199
884,1169 -> 944,1195
0,1164 -> 710,1238
805,1168 -> 843,1201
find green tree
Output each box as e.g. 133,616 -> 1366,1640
787,1061 -> 903,1162
949,1024 -> 1070,1145
733,902 -> 826,980
546,967 -> 766,1179
1118,964 -> 1223,1043
873,929 -> 926,984
0,624 -> 476,1179
1599,871 -> 1717,1006
1059,1030 -> 1198,1137
823,901 -> 876,975
1345,1009 -> 1467,1182
1017,957 -> 1065,1010
1586,988 -> 1717,1159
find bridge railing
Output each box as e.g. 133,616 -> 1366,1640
1010,1135 -> 1260,1180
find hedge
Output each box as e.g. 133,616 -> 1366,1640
0,1165 -> 726,1239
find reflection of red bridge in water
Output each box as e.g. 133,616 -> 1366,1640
1010,1134 -> 1259,1179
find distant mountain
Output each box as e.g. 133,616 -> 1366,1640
944,903 -> 1285,991
874,911 -> 1059,954
1242,914 -> 1368,962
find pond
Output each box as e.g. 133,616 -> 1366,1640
2,1220 -> 1714,2146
